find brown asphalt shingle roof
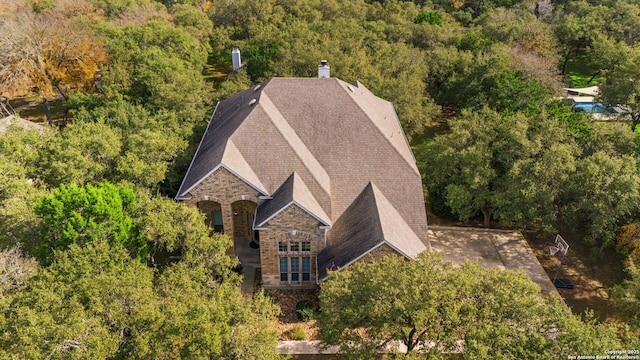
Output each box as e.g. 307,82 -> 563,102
254,172 -> 331,228
176,77 -> 429,271
317,182 -> 427,280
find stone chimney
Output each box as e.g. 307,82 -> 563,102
232,48 -> 241,71
318,60 -> 330,78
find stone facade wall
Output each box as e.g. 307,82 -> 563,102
356,243 -> 406,264
259,205 -> 326,288
185,167 -> 261,239
197,201 -> 222,228
232,200 -> 256,239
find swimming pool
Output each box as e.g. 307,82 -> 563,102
573,102 -> 616,114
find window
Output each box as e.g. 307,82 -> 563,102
279,257 -> 288,282
289,242 -> 299,252
290,257 -> 300,282
302,257 -> 311,282
212,210 -> 224,233
278,235 -> 313,283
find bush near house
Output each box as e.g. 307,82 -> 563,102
296,300 -> 315,322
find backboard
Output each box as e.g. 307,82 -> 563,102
554,234 -> 569,256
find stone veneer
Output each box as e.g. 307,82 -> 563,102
355,243 -> 407,264
232,201 -> 257,239
259,204 -> 327,288
197,201 -> 222,229
185,167 -> 261,239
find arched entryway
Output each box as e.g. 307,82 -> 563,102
231,200 -> 258,245
197,200 -> 224,233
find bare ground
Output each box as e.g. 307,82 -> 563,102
522,230 -> 627,323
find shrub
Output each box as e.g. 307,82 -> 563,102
296,300 -> 314,322
414,11 -> 443,25
289,326 -> 305,340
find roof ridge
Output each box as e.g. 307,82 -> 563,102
342,81 -> 419,176
368,182 -> 426,258
258,92 -> 332,195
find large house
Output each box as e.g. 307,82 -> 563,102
176,64 -> 430,288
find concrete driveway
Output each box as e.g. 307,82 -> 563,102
428,226 -> 557,293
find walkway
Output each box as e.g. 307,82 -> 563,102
234,237 -> 260,295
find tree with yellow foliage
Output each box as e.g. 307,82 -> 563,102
0,0 -> 108,125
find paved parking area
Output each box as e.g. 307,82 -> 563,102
428,226 -> 557,293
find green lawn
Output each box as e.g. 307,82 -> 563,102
9,96 -> 66,124
565,55 -> 601,88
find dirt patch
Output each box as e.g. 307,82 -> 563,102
252,270 -> 321,341
522,230 -> 626,323
266,288 -> 321,340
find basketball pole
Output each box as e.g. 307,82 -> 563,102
552,249 -> 566,285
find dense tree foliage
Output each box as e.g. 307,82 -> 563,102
0,0 -> 108,124
612,261 -> 640,330
319,252 -> 622,358
420,106 -> 579,229
0,242 -> 280,359
33,182 -> 141,264
2,0 -> 640,353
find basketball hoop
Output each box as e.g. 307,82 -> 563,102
551,234 -> 574,289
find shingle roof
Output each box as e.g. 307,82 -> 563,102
254,172 -> 331,228
176,77 -> 430,269
316,182 -> 427,280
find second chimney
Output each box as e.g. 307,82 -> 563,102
318,60 -> 330,78
232,48 -> 241,71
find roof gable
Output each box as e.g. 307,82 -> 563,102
176,76 -> 428,249
317,182 -> 427,280
255,172 -> 330,228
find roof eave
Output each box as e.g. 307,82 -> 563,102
175,101 -> 220,199
255,200 -> 331,229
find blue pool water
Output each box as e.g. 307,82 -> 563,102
573,102 -> 615,114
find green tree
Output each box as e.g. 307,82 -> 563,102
419,107 -> 578,228
0,240 -> 280,359
148,263 -> 281,359
319,252 -> 622,358
98,17 -> 209,121
612,261 -> 640,329
0,242 -> 156,359
0,126 -> 47,249
72,100 -> 190,188
37,121 -> 122,187
33,182 -> 143,264
599,45 -> 640,132
562,151 -> 640,249
133,193 -> 236,274
427,44 -> 554,113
